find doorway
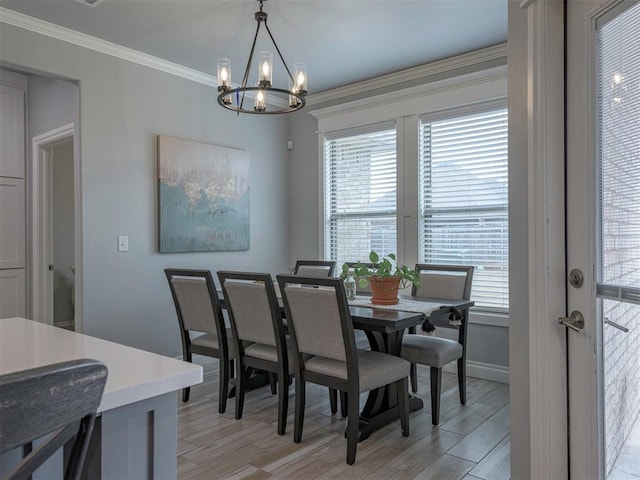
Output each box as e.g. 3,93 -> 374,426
31,123 -> 76,328
50,139 -> 75,329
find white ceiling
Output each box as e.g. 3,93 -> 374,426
0,0 -> 507,94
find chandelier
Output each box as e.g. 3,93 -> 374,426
217,0 -> 307,115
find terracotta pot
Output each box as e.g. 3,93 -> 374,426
369,276 -> 401,305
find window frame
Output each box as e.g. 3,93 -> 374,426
312,64 -> 508,319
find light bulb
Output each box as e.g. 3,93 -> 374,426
297,71 -> 305,87
221,68 -> 228,82
262,61 -> 270,78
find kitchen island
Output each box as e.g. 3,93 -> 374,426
0,317 -> 202,479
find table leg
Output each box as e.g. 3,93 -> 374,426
357,329 -> 423,442
228,367 -> 272,398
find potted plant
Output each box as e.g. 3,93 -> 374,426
340,251 -> 420,305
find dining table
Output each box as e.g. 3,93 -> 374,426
218,288 -> 473,440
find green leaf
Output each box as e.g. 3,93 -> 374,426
369,251 -> 379,263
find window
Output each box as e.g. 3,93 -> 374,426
419,106 -> 509,309
324,122 -> 397,265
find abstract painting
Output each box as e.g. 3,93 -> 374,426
158,135 -> 250,252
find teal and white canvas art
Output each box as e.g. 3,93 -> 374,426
158,136 -> 250,252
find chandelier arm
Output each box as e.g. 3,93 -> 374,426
238,20 -> 263,113
264,20 -> 296,85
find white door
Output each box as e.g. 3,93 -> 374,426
566,0 -> 640,478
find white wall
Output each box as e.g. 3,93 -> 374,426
1,23 -> 291,356
28,75 -> 76,139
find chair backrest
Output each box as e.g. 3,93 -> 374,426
277,275 -> 357,371
0,358 -> 108,479
293,260 -> 337,277
343,262 -> 376,294
412,264 -> 474,301
165,268 -> 224,335
217,271 -> 286,358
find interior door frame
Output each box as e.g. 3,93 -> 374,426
30,123 -> 75,326
508,0 -> 568,478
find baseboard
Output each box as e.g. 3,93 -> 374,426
443,360 -> 510,384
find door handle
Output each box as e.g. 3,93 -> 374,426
604,318 -> 629,333
558,311 -> 584,332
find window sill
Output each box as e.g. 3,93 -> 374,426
468,308 -> 509,328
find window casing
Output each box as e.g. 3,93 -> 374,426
419,106 -> 509,310
323,122 -> 397,265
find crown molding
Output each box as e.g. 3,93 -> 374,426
0,7 -> 291,109
0,7 -> 216,86
309,65 -> 507,122
307,43 -> 507,107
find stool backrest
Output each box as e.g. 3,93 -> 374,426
0,358 -> 108,479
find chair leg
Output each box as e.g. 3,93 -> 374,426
277,372 -> 288,435
182,350 -> 193,402
397,377 -> 410,437
65,415 -> 96,479
235,363 -> 246,420
294,377 -> 305,443
340,391 -> 348,418
269,372 -> 277,395
430,367 -> 442,425
329,388 -> 338,414
457,358 -> 466,405
346,389 -> 359,465
219,358 -> 231,414
410,363 -> 418,393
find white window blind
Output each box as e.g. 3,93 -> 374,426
597,2 -> 640,298
419,107 -> 509,310
324,122 -> 397,265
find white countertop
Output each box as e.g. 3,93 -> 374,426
0,317 -> 202,412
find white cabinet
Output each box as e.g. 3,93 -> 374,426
0,69 -> 28,319
0,80 -> 25,178
0,177 -> 25,269
0,270 -> 26,318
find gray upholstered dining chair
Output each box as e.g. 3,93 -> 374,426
293,260 -> 336,277
277,274 -> 410,465
165,268 -> 232,413
0,358 -> 108,480
400,264 -> 474,425
217,271 -> 290,434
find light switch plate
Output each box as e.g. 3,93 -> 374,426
117,235 -> 129,252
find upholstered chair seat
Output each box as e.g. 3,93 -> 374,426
401,336 -> 463,368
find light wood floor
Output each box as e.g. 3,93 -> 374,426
177,357 -> 511,480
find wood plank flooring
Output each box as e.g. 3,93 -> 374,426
178,357 -> 511,480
